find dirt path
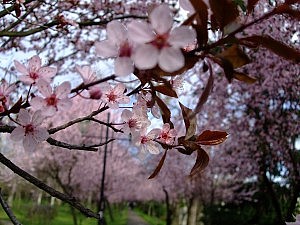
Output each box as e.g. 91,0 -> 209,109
127,210 -> 150,225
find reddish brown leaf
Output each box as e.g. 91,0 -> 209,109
275,4 -> 300,20
148,150 -> 168,179
14,4 -> 21,17
247,0 -> 260,13
239,35 -> 300,62
189,148 -> 209,177
155,96 -> 171,124
196,130 -> 228,145
194,69 -> 214,113
218,44 -> 251,69
154,85 -> 178,98
209,0 -> 239,29
233,71 -> 257,84
179,102 -> 197,140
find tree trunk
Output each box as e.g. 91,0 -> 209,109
187,197 -> 202,225
163,187 -> 172,225
70,205 -> 78,225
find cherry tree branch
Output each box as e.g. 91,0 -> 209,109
0,188 -> 22,225
0,152 -> 99,219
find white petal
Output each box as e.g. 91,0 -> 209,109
30,97 -> 46,111
33,127 -> 49,142
169,26 -> 196,48
95,40 -> 118,58
56,81 -> 71,98
133,45 -> 159,70
114,57 -> 134,76
43,106 -> 57,117
14,60 -> 28,75
114,83 -> 126,95
18,109 -> 31,124
121,109 -> 133,121
107,21 -> 127,45
149,5 -> 173,35
19,75 -> 34,85
10,126 -> 25,141
158,47 -> 184,72
37,79 -> 52,97
57,99 -> 72,111
38,67 -> 57,81
147,141 -> 160,154
28,55 -> 41,71
127,21 -> 155,44
23,134 -> 38,151
32,110 -> 45,126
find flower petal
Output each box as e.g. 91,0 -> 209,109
32,110 -> 45,126
19,75 -> 34,85
121,109 -> 133,121
57,99 -> 72,111
10,126 -> 25,141
107,21 -> 127,45
23,134 -> 38,151
114,57 -> 134,76
179,0 -> 195,12
18,109 -> 31,124
95,40 -> 118,58
149,5 -> 173,35
33,127 -> 49,142
158,47 -> 184,72
147,141 -> 160,154
30,97 -> 46,111
56,81 -> 71,98
38,67 -> 57,81
37,79 -> 52,97
28,55 -> 41,71
133,45 -> 159,70
14,60 -> 28,75
127,21 -> 155,44
169,26 -> 196,48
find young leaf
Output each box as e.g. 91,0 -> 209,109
233,71 -> 257,84
239,35 -> 300,62
148,150 -> 168,179
155,96 -> 171,124
189,148 -> 209,177
209,0 -> 239,30
197,130 -> 228,145
179,102 -> 197,140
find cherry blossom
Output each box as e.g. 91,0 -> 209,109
158,123 -> 177,145
101,83 -> 130,109
132,128 -> 161,154
95,21 -> 134,76
134,92 -> 160,119
14,55 -> 57,85
30,79 -> 72,116
10,109 -> 49,151
121,109 -> 150,134
76,65 -> 102,99
286,215 -> 300,225
0,79 -> 16,112
127,4 -> 196,72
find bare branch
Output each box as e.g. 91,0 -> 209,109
0,188 -> 22,225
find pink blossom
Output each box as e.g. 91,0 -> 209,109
14,55 -> 57,85
10,109 -> 49,151
95,21 -> 134,76
134,93 -> 160,119
158,123 -> 177,145
101,83 -> 130,109
121,109 -> 150,134
128,4 -> 196,72
286,215 -> 300,225
0,79 -> 16,112
132,128 -> 161,154
30,79 -> 72,116
76,65 -> 102,99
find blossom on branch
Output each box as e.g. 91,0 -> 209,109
10,109 -> 49,151
14,55 -> 57,85
95,21 -> 134,76
101,83 -> 130,109
128,4 -> 196,72
30,79 -> 72,116
121,109 -> 150,134
0,79 -> 16,112
158,123 -> 177,145
132,128 -> 161,154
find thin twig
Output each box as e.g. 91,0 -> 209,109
0,188 -> 22,225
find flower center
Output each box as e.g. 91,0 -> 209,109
46,94 -> 58,106
119,42 -> 132,57
107,92 -> 117,102
151,34 -> 170,50
141,136 -> 148,144
29,72 -> 39,80
25,124 -> 34,134
128,119 -> 137,128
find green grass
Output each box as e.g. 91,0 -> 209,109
0,199 -> 127,225
134,209 -> 165,225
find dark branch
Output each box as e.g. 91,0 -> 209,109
0,188 -> 22,225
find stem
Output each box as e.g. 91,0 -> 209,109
0,188 -> 22,225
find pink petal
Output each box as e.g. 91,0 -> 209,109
28,55 -> 41,71
107,21 -> 127,45
121,109 -> 133,121
108,102 -> 119,109
33,127 -> 49,142
158,47 -> 184,72
18,109 -> 31,124
14,60 -> 28,75
114,83 -> 126,95
162,123 -> 170,132
43,106 -> 57,117
57,99 -> 72,111
179,0 -> 195,12
38,67 -> 57,81
95,40 -> 118,58
133,45 -> 159,70
23,134 -> 38,151
147,141 -> 160,154
10,126 -> 25,141
149,5 -> 173,35
127,21 -> 155,44
56,81 -> 71,98
19,75 -> 34,85
37,79 -> 52,97
114,57 -> 134,76
30,96 -> 46,111
169,26 -> 196,48
148,128 -> 161,139
32,110 -> 45,126
76,65 -> 95,83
